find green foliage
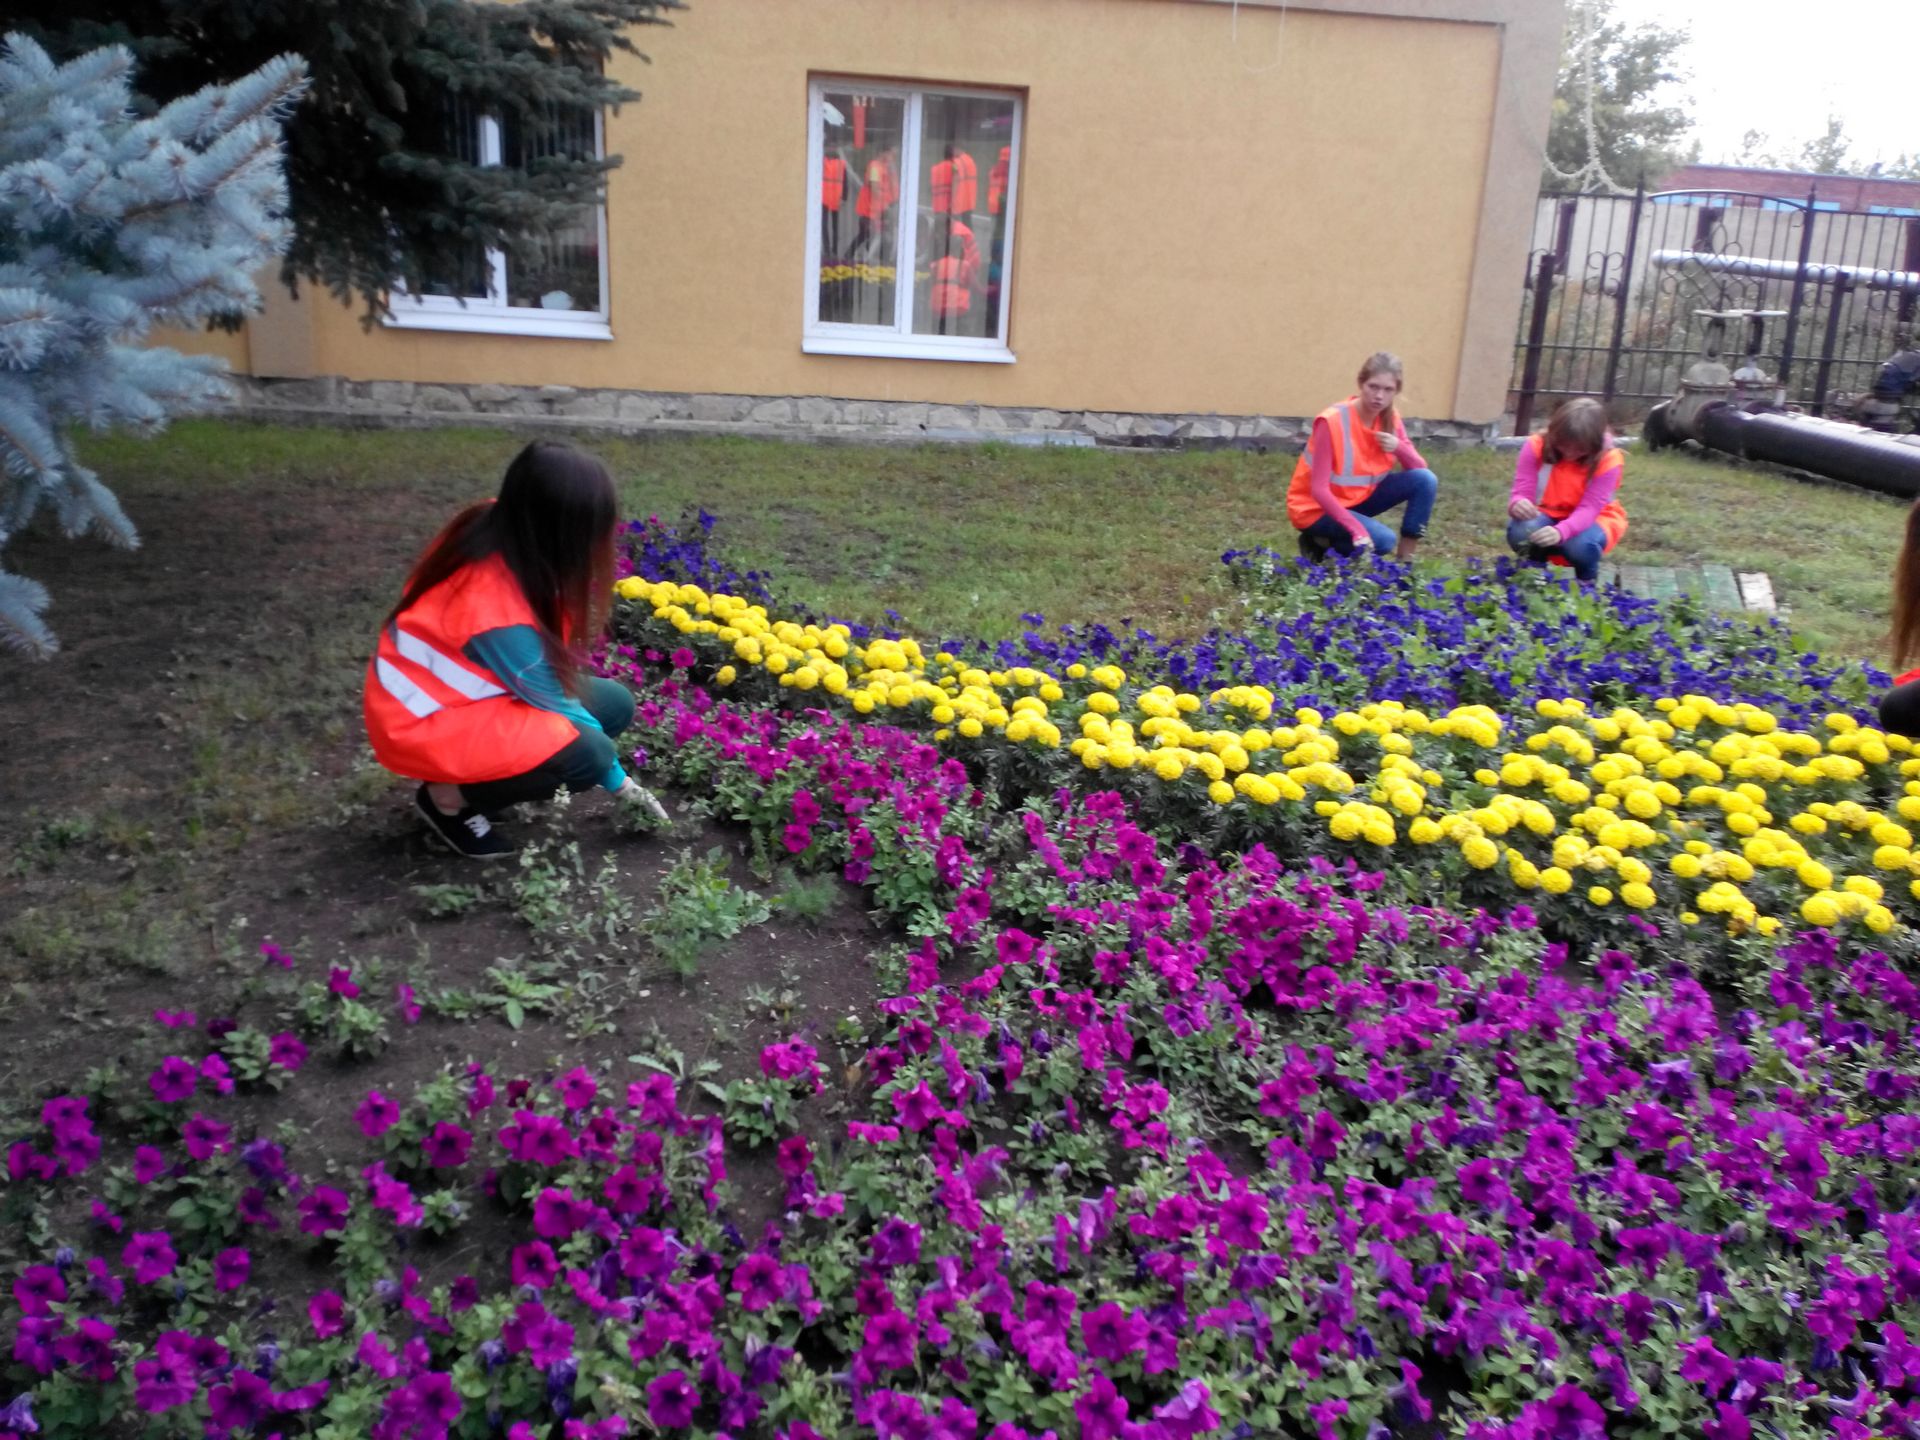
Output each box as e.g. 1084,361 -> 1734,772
766,866 -> 842,925
10,0 -> 682,320
637,846 -> 772,978
1545,0 -> 1695,191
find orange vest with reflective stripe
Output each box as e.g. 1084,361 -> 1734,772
856,158 -> 898,220
822,156 -> 846,210
363,553 -> 578,785
1529,433 -> 1628,551
930,222 -> 980,315
931,152 -> 978,214
1286,400 -> 1396,530
989,147 -> 1010,215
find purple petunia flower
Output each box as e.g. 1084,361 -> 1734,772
422,1122 -> 472,1169
646,1369 -> 698,1428
148,1057 -> 197,1104
121,1231 -> 177,1284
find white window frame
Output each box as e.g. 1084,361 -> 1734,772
803,78 -> 1021,364
385,109 -> 613,341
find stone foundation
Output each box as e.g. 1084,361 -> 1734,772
226,376 -> 1498,451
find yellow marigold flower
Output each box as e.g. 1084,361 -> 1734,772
1757,915 -> 1781,936
1538,866 -> 1573,894
1462,836 -> 1500,869
1588,886 -> 1613,906
1865,904 -> 1896,934
1066,662 -> 1087,680
1844,875 -> 1885,900
1624,790 -> 1662,820
1475,769 -> 1500,786
851,692 -> 876,714
1409,817 -> 1443,844
1826,712 -> 1860,733
1154,755 -> 1185,782
1314,800 -> 1340,817
1086,692 -> 1120,716
1203,779 -> 1230,805
1680,911 -> 1700,925
957,716 -> 983,737
1553,779 -> 1591,806
1726,812 -> 1759,837
1621,881 -> 1657,908
1874,844 -> 1912,872
714,664 -> 738,686
1801,894 -> 1842,926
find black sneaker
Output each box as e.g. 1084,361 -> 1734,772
414,786 -> 515,860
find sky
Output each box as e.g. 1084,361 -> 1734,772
1603,0 -> 1920,169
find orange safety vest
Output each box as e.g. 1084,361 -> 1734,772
1286,400 -> 1397,530
930,222 -> 981,315
1528,433 -> 1628,552
363,553 -> 579,785
989,147 -> 1010,215
822,156 -> 846,210
856,157 -> 898,220
931,152 -> 978,214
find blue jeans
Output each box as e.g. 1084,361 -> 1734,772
1507,516 -> 1608,583
1301,468 -> 1438,554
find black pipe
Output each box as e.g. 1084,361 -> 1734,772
1694,402 -> 1920,499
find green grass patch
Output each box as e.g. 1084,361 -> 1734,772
87,418 -> 1907,661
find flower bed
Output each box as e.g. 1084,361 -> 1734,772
613,573 -> 1920,943
7,516 -> 1917,1440
11,676 -> 1920,1440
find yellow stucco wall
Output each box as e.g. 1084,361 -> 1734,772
152,321 -> 249,371
250,0 -> 1556,422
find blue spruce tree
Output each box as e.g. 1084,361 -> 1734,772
0,33 -> 307,656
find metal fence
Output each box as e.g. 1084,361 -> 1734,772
1508,186 -> 1920,431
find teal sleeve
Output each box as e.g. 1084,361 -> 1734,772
465,626 -> 628,791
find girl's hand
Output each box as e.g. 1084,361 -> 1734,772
616,777 -> 671,825
1376,430 -> 1400,455
1529,524 -> 1562,548
1509,497 -> 1541,521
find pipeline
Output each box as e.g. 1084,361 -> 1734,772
1650,400 -> 1920,499
1650,249 -> 1920,295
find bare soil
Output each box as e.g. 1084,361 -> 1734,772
0,452 -> 884,1236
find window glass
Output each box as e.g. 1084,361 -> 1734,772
499,105 -> 604,312
912,94 -> 1016,340
817,91 -> 906,327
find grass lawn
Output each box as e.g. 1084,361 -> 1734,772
78,419 -> 1908,661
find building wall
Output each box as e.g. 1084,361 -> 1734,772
242,0 -> 1561,425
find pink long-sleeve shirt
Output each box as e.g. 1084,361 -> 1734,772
1307,411 -> 1429,544
1509,441 -> 1623,542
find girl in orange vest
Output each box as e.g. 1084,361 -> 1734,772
1877,498 -> 1920,735
1287,352 -> 1439,559
363,442 -> 663,859
1506,397 -> 1628,584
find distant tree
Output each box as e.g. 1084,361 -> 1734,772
1544,0 -> 1695,192
11,0 -> 682,321
0,34 -> 306,656
1788,116 -> 1856,177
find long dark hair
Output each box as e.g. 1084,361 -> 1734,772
389,441 -> 617,694
1893,497 -> 1920,670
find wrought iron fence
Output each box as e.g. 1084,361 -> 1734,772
1509,186 -> 1920,432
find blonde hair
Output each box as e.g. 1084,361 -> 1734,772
1356,351 -> 1404,429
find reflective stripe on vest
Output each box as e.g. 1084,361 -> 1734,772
1322,403 -> 1383,493
393,627 -> 507,701
375,656 -> 443,719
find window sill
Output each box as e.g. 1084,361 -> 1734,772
382,308 -> 614,341
802,333 -> 1015,364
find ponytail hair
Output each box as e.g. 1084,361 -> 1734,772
388,442 -> 617,694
